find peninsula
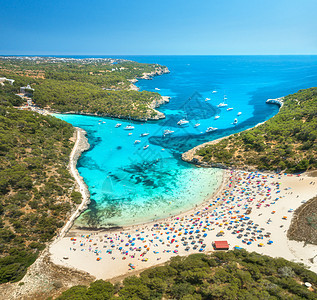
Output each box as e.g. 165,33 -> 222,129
0,56 -> 170,121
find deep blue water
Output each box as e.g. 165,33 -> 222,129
55,55 -> 317,228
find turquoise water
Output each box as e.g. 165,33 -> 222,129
55,55 -> 317,228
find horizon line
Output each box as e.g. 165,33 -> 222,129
1,54 -> 317,57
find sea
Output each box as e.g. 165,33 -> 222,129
55,55 -> 317,228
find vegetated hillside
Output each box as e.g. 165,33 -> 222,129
33,80 -> 161,120
288,196 -> 317,245
57,250 -> 317,300
196,88 -> 317,173
0,88 -> 79,283
0,57 -> 169,120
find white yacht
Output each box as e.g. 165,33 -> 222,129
194,123 -> 200,128
115,123 -> 122,128
227,107 -> 233,111
212,90 -> 217,93
140,132 -> 149,137
163,129 -> 174,135
205,98 -> 211,101
143,145 -> 149,150
177,119 -> 189,126
124,125 -> 135,130
214,115 -> 220,120
217,102 -> 228,108
206,127 -> 218,133
233,118 -> 238,125
134,140 -> 141,144
237,112 -> 242,116
155,88 -> 160,91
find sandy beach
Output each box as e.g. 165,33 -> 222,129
49,169 -> 317,280
57,127 -> 90,239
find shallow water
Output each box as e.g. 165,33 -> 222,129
55,55 -> 317,228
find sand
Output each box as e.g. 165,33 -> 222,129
57,127 -> 90,239
49,170 -> 317,280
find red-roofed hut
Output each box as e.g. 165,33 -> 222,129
213,241 -> 229,250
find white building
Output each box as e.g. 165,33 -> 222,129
20,84 -> 35,94
0,77 -> 15,85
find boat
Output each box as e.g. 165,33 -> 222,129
206,127 -> 218,133
163,129 -> 174,135
143,145 -> 149,150
205,98 -> 211,101
124,125 -> 135,130
140,132 -> 149,137
237,112 -> 242,116
212,90 -> 217,93
177,119 -> 189,126
194,123 -> 200,127
115,123 -> 122,128
102,121 -> 106,124
214,115 -> 220,120
233,118 -> 238,125
227,107 -> 233,111
217,102 -> 228,108
134,140 -> 141,144
155,88 -> 160,91
128,133 -> 133,136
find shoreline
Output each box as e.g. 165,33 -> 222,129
49,169 -> 317,280
182,120 -> 265,168
57,127 -> 91,239
69,168 -> 227,234
47,95 -> 317,283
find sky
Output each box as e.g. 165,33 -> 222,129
0,0 -> 316,55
